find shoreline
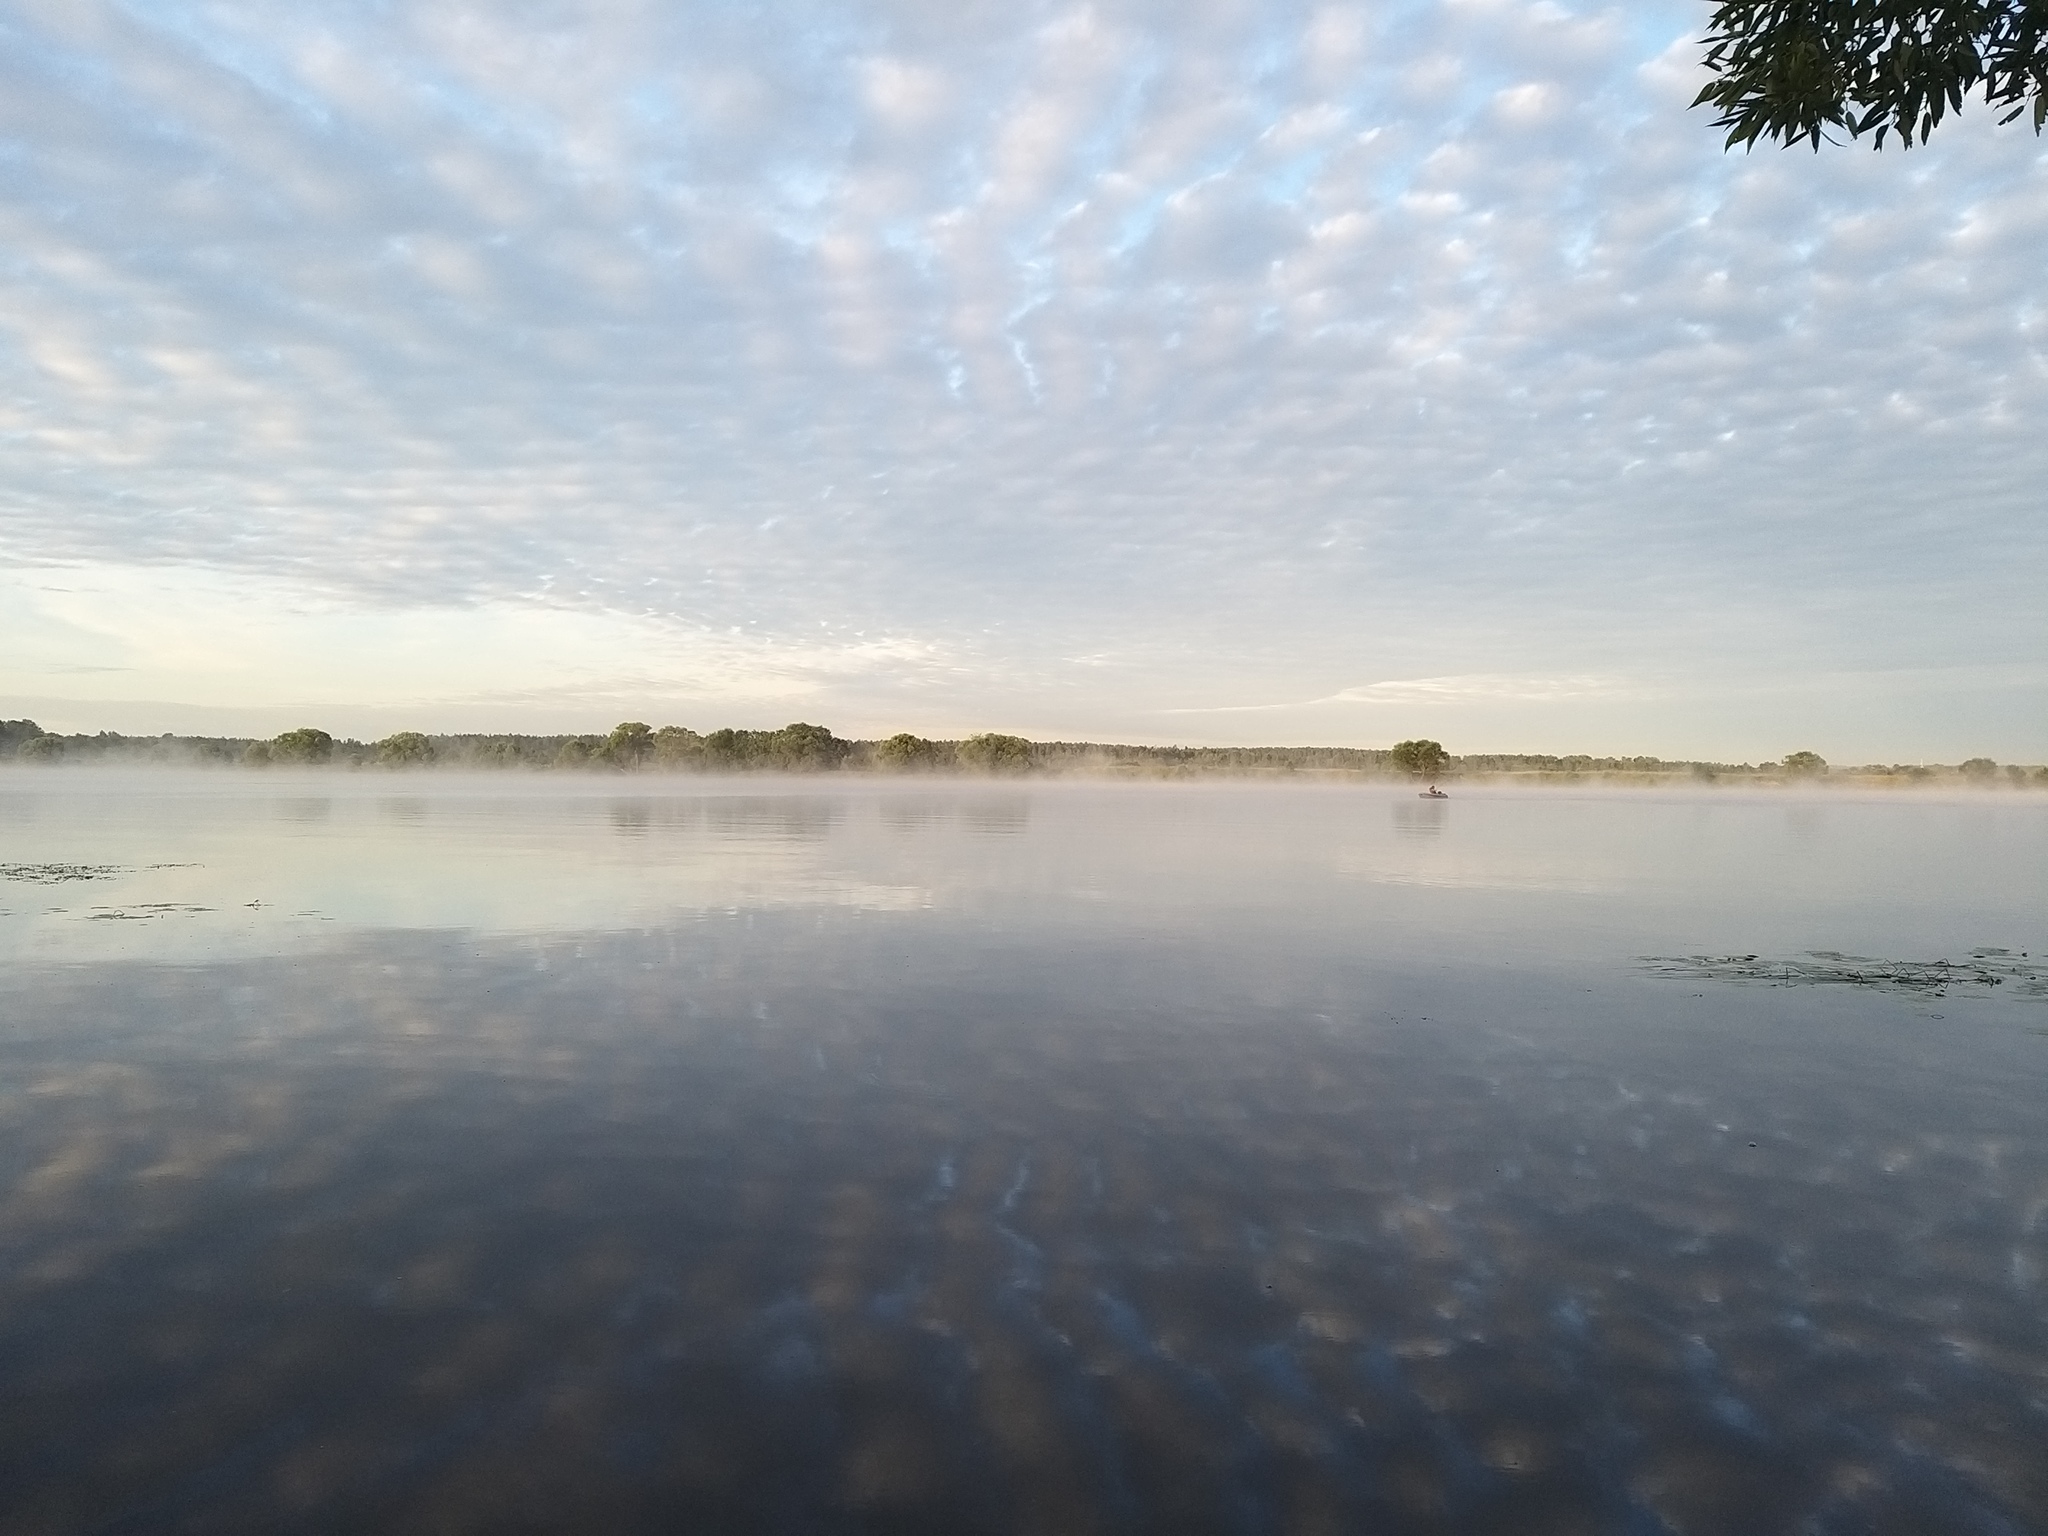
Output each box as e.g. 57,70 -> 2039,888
3,761 -> 2045,794
5,717 -> 2042,789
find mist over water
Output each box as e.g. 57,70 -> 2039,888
0,776 -> 2044,1533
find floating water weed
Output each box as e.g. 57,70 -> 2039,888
1642,950 -> 2047,999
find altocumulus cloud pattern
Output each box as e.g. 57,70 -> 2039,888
0,0 -> 2043,752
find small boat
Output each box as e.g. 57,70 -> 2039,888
1419,786 -> 1448,799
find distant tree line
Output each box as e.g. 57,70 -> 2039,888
2,717 -> 2043,785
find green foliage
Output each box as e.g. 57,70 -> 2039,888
876,732 -> 944,770
957,733 -> 1034,773
1,719 -> 45,757
1695,0 -> 2048,150
605,721 -> 654,768
693,723 -> 850,771
375,731 -> 436,767
1389,739 -> 1450,777
270,727 -> 333,765
652,726 -> 702,766
772,722 -> 848,769
466,737 -> 532,767
6,715 -> 2039,786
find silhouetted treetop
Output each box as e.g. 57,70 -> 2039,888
1696,0 -> 2048,149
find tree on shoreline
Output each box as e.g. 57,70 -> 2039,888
375,731 -> 436,767
0,720 -> 44,756
1390,739 -> 1450,777
698,723 -> 851,771
877,733 -> 945,770
605,722 -> 653,768
270,728 -> 333,765
4,720 -> 2040,783
653,726 -> 702,767
957,733 -> 1033,774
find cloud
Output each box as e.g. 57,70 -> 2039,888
1164,674 -> 1634,712
0,562 -> 954,725
0,0 -> 2041,756
1324,675 -> 1633,704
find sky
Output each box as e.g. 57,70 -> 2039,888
1,0 -> 2043,761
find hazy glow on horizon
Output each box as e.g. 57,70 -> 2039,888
1,0 -> 2043,757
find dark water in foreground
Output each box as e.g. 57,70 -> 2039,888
0,778 -> 2044,1534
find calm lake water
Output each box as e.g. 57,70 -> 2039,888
1,774 -> 2044,1535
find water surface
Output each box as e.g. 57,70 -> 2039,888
1,776 -> 2043,1534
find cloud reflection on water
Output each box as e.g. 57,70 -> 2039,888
0,778 -> 2043,1530
0,917 -> 2042,1532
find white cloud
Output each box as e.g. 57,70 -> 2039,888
0,0 -> 2040,757
1163,674 -> 1633,712
860,56 -> 955,131
0,563 -> 951,727
1325,675 -> 1631,704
